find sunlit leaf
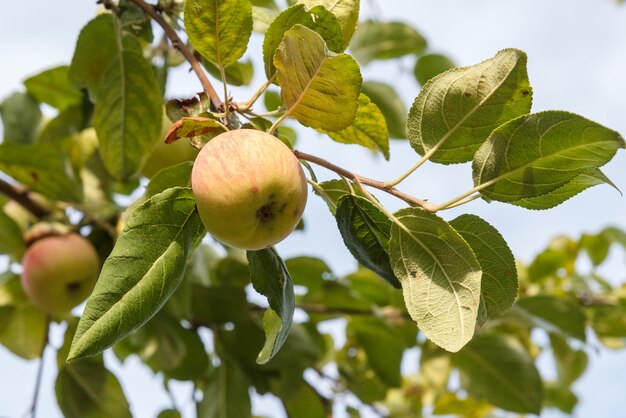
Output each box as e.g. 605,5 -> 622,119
0,92 -> 42,144
516,295 -> 586,341
389,208 -> 482,352
414,53 -> 455,86
297,0 -> 360,47
275,25 -> 361,132
324,94 -> 389,158
408,48 -> 532,164
263,4 -> 344,78
24,65 -> 84,111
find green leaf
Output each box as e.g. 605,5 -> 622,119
68,187 -> 205,360
449,214 -> 518,324
24,66 -> 84,111
453,334 -> 543,414
69,14 -> 140,92
511,168 -> 618,210
0,92 -> 42,144
247,248 -> 295,364
516,295 -> 586,341
349,21 -> 426,65
297,0 -> 360,48
408,48 -> 532,164
312,179 -> 367,214
145,162 -> 193,198
549,333 -> 588,386
324,94 -> 389,158
284,256 -> 331,291
184,0 -> 253,68
191,285 -> 250,325
473,111 -> 624,205
263,4 -> 344,78
94,50 -> 163,179
389,208 -> 482,352
361,81 -> 407,139
275,25 -> 361,132
0,304 -> 47,360
0,208 -> 25,259
198,356 -> 251,418
282,381 -> 327,418
348,316 -> 404,387
414,53 -> 455,87
0,141 -> 83,202
56,357 -> 131,418
335,195 -> 399,288
165,94 -> 212,121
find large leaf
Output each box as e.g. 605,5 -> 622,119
473,111 -> 624,205
198,356 -> 251,418
516,295 -> 586,341
453,334 -> 543,414
69,14 -> 141,92
282,381 -> 327,418
184,0 -> 253,68
297,0 -> 360,48
0,92 -> 42,144
347,316 -> 404,387
450,214 -> 517,325
68,187 -> 205,360
335,195 -> 399,288
414,53 -> 456,87
94,50 -> 163,179
263,4 -> 344,78
349,21 -> 426,65
408,48 -> 532,164
56,357 -> 131,418
324,93 -> 389,158
389,207 -> 482,352
0,305 -> 47,360
274,25 -> 361,132
247,247 -> 295,364
361,81 -> 407,139
0,141 -> 83,202
24,65 -> 84,111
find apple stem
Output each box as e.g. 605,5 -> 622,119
28,314 -> 50,418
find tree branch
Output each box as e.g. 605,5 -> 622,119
128,0 -> 224,110
0,178 -> 50,218
293,150 -> 438,212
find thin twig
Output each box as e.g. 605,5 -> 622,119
128,0 -> 223,109
28,315 -> 50,418
293,150 -> 437,212
0,179 -> 50,218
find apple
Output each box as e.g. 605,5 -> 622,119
191,129 -> 308,250
20,233 -> 100,315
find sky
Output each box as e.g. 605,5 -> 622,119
1,0 -> 626,417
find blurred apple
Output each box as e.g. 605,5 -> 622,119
20,233 -> 100,315
191,129 -> 307,250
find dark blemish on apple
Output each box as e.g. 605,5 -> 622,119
66,281 -> 82,293
278,203 -> 287,213
292,207 -> 299,216
250,186 -> 259,195
256,203 -> 274,222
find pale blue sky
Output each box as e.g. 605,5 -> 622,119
1,1 -> 626,417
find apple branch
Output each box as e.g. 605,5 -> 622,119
0,178 -> 51,218
128,0 -> 224,110
293,150 -> 438,212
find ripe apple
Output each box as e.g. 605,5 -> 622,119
191,129 -> 308,250
20,233 -> 100,315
